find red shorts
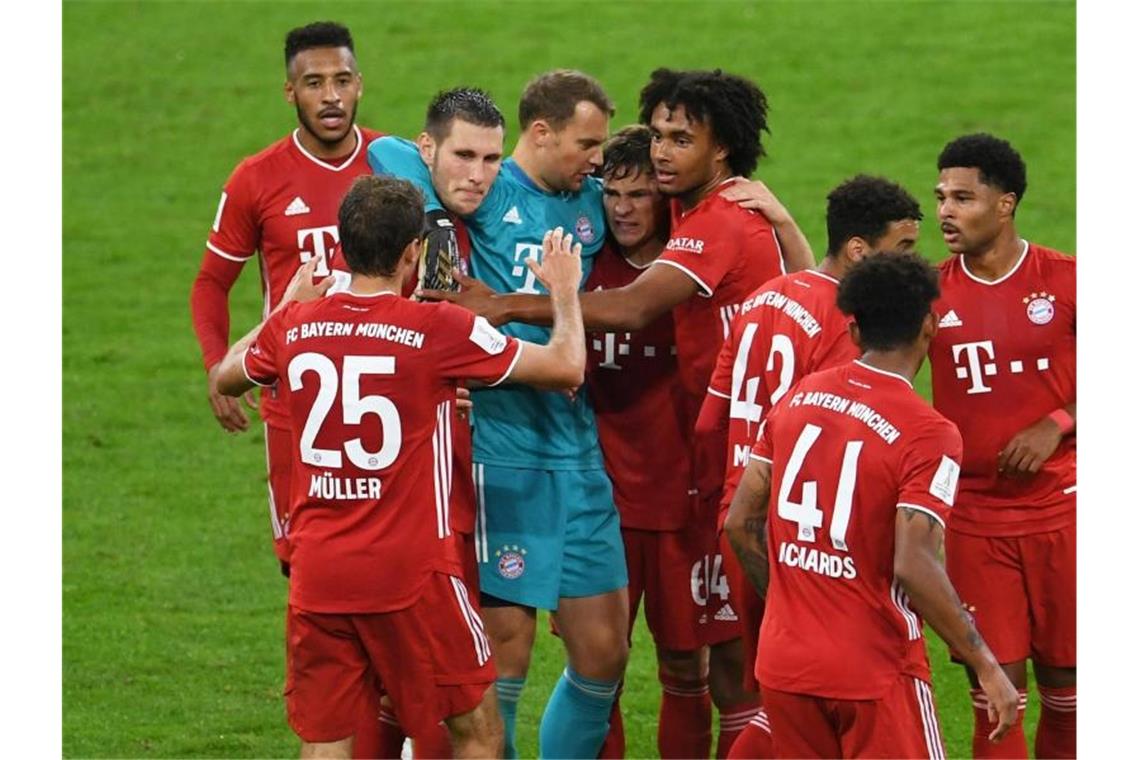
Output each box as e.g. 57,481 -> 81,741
696,528 -> 745,647
265,424 -> 292,563
284,572 -> 495,742
945,522 -> 1076,667
762,674 -> 946,759
458,530 -> 480,601
718,530 -> 766,690
623,527 -> 705,651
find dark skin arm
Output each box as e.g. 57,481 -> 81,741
724,458 -> 773,599
894,508 -> 1019,742
420,261 -> 699,330
996,402 -> 1075,477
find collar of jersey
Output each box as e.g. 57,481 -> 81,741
505,158 -> 569,198
853,359 -> 914,389
340,289 -> 398,298
959,238 -> 1029,286
291,125 -> 363,172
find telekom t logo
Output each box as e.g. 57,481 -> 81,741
951,340 -> 996,395
511,243 -> 543,294
297,225 -> 339,276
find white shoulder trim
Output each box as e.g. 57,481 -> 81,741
241,349 -> 275,387
488,341 -> 524,387
653,258 -> 713,297
749,453 -> 773,464
707,387 -> 731,399
896,502 -> 947,529
854,360 -> 914,389
803,269 -> 840,285
207,241 -> 254,262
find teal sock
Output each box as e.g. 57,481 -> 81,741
495,676 -> 526,759
538,667 -> 619,759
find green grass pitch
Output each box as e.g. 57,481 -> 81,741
63,1 -> 1074,757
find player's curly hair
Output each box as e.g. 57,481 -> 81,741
837,251 -> 940,352
826,175 -> 923,256
601,125 -> 653,182
338,177 -> 425,277
284,21 -> 354,69
425,87 -> 505,141
938,133 -> 1028,208
637,68 -> 769,177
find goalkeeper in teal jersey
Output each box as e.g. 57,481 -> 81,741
369,71 -> 627,759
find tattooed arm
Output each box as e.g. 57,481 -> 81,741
893,507 -> 1019,742
724,458 -> 773,600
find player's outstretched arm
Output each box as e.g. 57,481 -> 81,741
724,457 -> 773,598
420,257 -> 698,332
720,178 -> 815,271
504,227 -> 586,390
893,508 -> 1020,742
214,259 -> 335,397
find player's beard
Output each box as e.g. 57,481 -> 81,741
296,100 -> 358,151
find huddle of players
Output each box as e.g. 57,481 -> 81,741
192,20 -> 1076,760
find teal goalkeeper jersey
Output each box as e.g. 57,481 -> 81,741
368,136 -> 607,470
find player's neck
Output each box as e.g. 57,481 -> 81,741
296,123 -> 358,162
961,227 -> 1023,282
347,273 -> 402,296
677,166 -> 732,211
510,142 -> 555,193
619,234 -> 668,268
858,348 -> 923,385
817,255 -> 846,280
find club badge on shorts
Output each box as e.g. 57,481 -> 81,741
575,213 -> 596,245
495,545 -> 527,579
1024,291 -> 1056,325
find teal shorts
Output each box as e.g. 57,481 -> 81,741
471,463 -> 627,611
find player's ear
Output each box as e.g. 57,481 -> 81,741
416,132 -> 437,165
998,192 -> 1017,220
847,321 -> 863,352
923,309 -> 939,341
713,142 -> 730,168
846,237 -> 868,263
284,79 -> 296,105
401,238 -> 422,267
529,119 -> 551,147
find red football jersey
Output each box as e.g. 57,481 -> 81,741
653,189 -> 787,402
242,291 -> 521,613
753,361 -> 963,700
196,125 -> 384,427
585,244 -> 691,531
706,270 -> 860,524
929,242 -> 1076,536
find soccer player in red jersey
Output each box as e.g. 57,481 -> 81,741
929,134 -> 1076,759
725,251 -> 1020,758
213,176 -> 591,759
373,88 -> 507,759
190,22 -> 383,572
586,125 -> 714,759
697,175 -> 923,756
421,70 -> 814,755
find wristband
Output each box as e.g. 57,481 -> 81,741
1048,408 -> 1075,435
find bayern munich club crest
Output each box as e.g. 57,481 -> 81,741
574,213 -> 596,245
496,545 -> 527,579
1023,292 -> 1056,325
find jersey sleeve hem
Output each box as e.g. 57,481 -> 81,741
652,258 -> 714,298
707,387 -> 731,399
749,453 -> 773,464
487,341 -> 524,387
207,240 -> 255,262
896,502 -> 947,529
241,349 -> 275,387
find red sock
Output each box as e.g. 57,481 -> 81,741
716,701 -> 760,759
658,673 -> 712,759
597,693 -> 625,759
1035,685 -> 1076,759
412,722 -> 452,759
971,688 -> 1028,759
355,702 -> 405,759
726,708 -> 772,759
